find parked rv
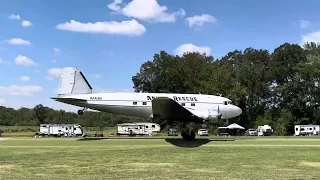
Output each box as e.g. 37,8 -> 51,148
257,125 -> 273,136
116,122 -> 161,136
294,125 -> 320,136
37,124 -> 85,137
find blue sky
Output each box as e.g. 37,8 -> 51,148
0,0 -> 320,112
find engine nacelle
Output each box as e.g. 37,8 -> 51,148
189,109 -> 220,123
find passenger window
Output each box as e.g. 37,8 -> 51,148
191,103 -> 195,106
181,103 -> 185,106
133,102 -> 137,105
152,125 -> 155,128
143,102 -> 147,105
224,101 -> 227,105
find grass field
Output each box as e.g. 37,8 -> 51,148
1,137 -> 320,180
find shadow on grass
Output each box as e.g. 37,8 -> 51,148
165,138 -> 235,148
77,137 -> 235,147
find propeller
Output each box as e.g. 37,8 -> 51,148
217,105 -> 222,126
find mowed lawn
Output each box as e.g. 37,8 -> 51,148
1,137 -> 320,180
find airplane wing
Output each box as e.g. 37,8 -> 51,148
151,97 -> 199,122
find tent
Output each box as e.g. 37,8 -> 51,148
226,123 -> 245,136
227,123 -> 245,130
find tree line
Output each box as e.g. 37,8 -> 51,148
1,42 -> 320,135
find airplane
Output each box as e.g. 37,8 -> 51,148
51,67 -> 242,141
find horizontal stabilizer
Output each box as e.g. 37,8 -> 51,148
51,97 -> 87,104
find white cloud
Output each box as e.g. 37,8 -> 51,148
300,20 -> 311,29
56,19 -> 146,36
48,68 -> 63,78
107,0 -> 185,23
53,48 -> 60,53
186,14 -> 217,28
174,43 -> 212,56
0,85 -> 42,96
22,20 -> 32,27
15,55 -> 37,67
8,14 -> 20,20
108,0 -> 122,11
301,31 -> 320,45
20,76 -> 30,81
0,99 -> 6,106
7,38 -> 31,45
94,74 -> 102,78
0,58 -> 10,65
47,67 -> 74,79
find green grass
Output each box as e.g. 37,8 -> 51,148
1,137 -> 320,180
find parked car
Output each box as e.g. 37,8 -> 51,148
168,128 -> 178,136
198,129 -> 209,136
246,129 -> 257,136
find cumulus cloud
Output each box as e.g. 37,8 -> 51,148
8,14 -> 20,20
0,85 -> 42,96
301,31 -> 320,45
107,0 -> 185,23
15,55 -> 37,67
300,20 -> 311,29
0,98 -> 6,106
20,76 -> 30,81
22,20 -> 32,27
186,14 -> 217,28
7,38 -> 31,45
47,67 -> 75,79
174,43 -> 212,56
56,19 -> 146,36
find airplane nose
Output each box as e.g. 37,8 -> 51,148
231,105 -> 242,117
236,106 -> 242,116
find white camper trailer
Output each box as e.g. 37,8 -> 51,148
294,125 -> 320,136
117,122 -> 161,136
38,124 -> 85,137
257,125 -> 273,136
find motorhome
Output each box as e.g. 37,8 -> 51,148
37,124 -> 85,137
117,122 -> 160,136
294,125 -> 320,136
257,125 -> 273,136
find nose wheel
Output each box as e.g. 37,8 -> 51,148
77,107 -> 87,115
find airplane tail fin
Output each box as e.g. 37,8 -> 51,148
57,67 -> 92,95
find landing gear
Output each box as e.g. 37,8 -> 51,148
181,129 -> 196,141
77,107 -> 87,115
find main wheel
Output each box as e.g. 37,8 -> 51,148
77,110 -> 83,115
181,129 -> 196,141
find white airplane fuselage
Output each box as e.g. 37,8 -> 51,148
55,92 -> 242,120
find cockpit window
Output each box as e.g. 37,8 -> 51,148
224,101 -> 232,105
